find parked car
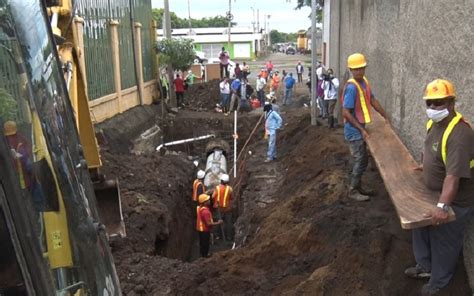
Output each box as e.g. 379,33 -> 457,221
286,47 -> 296,55
207,58 -> 236,78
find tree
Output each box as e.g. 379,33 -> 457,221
155,38 -> 195,107
270,30 -> 298,44
152,9 -> 235,29
0,88 -> 17,121
295,0 -> 323,24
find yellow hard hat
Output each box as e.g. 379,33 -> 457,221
423,79 -> 456,100
347,53 -> 367,69
3,121 -> 17,136
198,194 -> 210,204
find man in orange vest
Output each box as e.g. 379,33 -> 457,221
196,194 -> 222,257
192,170 -> 206,203
341,53 -> 389,201
212,174 -> 234,241
404,79 -> 474,295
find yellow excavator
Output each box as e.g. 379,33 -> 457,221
0,0 -> 123,294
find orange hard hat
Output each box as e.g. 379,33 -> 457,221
3,121 -> 17,136
423,79 -> 456,100
198,194 -> 210,204
347,53 -> 367,69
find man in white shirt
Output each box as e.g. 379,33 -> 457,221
322,68 -> 340,128
218,47 -> 230,78
256,74 -> 266,107
219,78 -> 231,114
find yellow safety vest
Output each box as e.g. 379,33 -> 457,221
426,112 -> 474,168
345,77 -> 372,124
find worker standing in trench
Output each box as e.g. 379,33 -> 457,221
196,194 -> 223,258
192,170 -> 206,203
404,79 -> 474,296
212,174 -> 234,242
341,53 -> 389,201
264,103 -> 283,163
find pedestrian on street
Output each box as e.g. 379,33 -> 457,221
264,103 -> 283,162
404,79 -> 474,296
283,73 -> 296,106
341,53 -> 389,201
296,61 -> 304,83
219,78 -> 231,114
234,62 -> 242,79
196,194 -> 223,257
228,78 -> 241,113
242,61 -> 250,79
322,68 -> 340,128
218,47 -> 230,78
256,74 -> 266,107
192,170 -> 206,203
266,60 -> 274,76
212,174 -> 234,241
173,73 -> 185,107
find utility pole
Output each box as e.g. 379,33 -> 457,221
187,0 -> 192,35
267,15 -> 271,47
227,0 -> 232,50
257,9 -> 260,32
264,14 -> 266,51
251,7 -> 255,33
164,0 -> 176,108
310,0 -> 318,125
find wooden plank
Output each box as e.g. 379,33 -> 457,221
365,111 -> 455,229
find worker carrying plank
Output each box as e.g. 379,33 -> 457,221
404,79 -> 474,295
341,53 -> 389,201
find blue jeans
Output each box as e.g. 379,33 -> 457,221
221,93 -> 230,112
284,88 -> 293,105
257,89 -> 265,106
267,131 -> 277,160
348,139 -> 368,188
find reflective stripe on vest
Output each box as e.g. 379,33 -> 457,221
196,206 -> 206,232
216,185 -> 231,209
346,77 -> 372,123
426,112 -> 474,169
192,179 -> 205,201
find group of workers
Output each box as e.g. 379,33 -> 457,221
192,170 -> 234,258
342,52 -> 473,295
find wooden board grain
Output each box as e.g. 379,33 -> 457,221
365,111 -> 455,229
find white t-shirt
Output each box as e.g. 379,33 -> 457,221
323,77 -> 340,100
256,77 -> 266,91
219,81 -> 230,94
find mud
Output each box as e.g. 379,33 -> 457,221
98,76 -> 471,295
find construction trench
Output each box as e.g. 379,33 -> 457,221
95,81 -> 471,296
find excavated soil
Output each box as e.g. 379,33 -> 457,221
97,79 -> 471,295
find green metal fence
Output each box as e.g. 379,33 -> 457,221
75,0 -> 154,100
134,0 -> 154,82
76,0 -> 116,100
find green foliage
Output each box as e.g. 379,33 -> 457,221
270,30 -> 298,44
295,0 -> 323,23
155,38 -> 195,71
0,88 -> 17,121
152,8 -> 235,29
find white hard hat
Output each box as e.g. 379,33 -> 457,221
221,174 -> 229,183
197,170 -> 205,179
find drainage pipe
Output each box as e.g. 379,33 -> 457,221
156,134 -> 215,152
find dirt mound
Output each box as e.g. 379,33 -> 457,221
186,80 -> 221,111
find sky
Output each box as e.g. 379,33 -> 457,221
151,0 -> 312,33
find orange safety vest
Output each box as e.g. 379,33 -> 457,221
213,184 -> 232,210
192,179 -> 205,202
196,205 -> 211,232
272,76 -> 280,89
341,77 -> 372,124
426,112 -> 474,169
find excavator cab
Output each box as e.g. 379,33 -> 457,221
0,0 -> 121,294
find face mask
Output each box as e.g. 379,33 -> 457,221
426,108 -> 449,122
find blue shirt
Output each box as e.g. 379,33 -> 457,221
285,76 -> 296,89
343,81 -> 374,141
265,111 -> 282,134
231,79 -> 241,92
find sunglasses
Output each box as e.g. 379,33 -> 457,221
425,100 -> 446,107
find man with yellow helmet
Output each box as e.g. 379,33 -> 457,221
196,193 -> 223,257
341,53 -> 389,201
404,79 -> 474,295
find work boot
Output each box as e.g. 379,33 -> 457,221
357,186 -> 376,196
328,116 -> 334,128
404,264 -> 431,279
348,189 -> 370,201
421,284 -> 440,296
